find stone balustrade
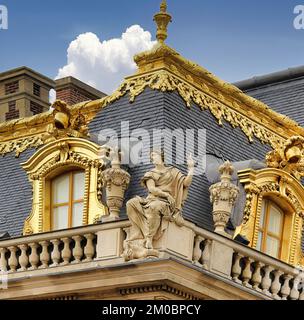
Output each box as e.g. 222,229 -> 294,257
230,248 -> 304,300
0,233 -> 96,273
187,221 -> 304,301
0,222 -> 128,273
0,219 -> 303,300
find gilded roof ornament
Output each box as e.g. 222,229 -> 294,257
43,100 -> 89,143
266,136 -> 304,180
154,0 -> 172,43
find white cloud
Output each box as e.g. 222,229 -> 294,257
56,25 -> 156,94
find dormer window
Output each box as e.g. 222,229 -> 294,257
22,138 -> 108,235
256,200 -> 284,259
237,167 -> 304,266
51,171 -> 85,230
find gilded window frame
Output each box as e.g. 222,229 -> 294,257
22,137 -> 108,235
237,168 -> 304,266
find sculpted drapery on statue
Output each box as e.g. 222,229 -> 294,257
123,150 -> 195,260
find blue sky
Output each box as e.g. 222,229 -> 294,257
1,0 -> 304,89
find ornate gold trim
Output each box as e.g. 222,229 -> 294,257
134,43 -> 304,132
237,168 -> 304,266
1,37 -> 304,156
22,138 -> 109,234
0,135 -> 44,157
266,136 -> 304,180
124,70 -> 286,148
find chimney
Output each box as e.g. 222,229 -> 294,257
0,67 -> 55,122
55,77 -> 106,105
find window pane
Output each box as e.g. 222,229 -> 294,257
256,232 -> 263,251
268,205 -> 283,235
72,202 -> 83,227
260,201 -> 266,228
53,206 -> 69,230
266,236 -> 280,258
53,174 -> 69,204
73,172 -> 85,201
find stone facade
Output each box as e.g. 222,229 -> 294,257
0,67 -> 54,122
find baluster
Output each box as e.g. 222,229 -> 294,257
61,238 -> 72,265
252,261 -> 264,291
241,257 -> 253,287
281,274 -> 292,300
290,276 -> 301,300
193,235 -> 204,265
18,244 -> 29,271
50,239 -> 61,266
271,270 -> 283,300
39,241 -> 50,268
231,253 -> 243,283
261,265 -> 274,296
84,234 -> 95,261
8,246 -> 18,272
201,239 -> 211,270
0,248 -> 7,272
29,243 -> 39,270
72,235 -> 83,263
299,270 -> 304,299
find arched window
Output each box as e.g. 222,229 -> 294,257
22,138 -> 108,235
51,171 -> 85,230
237,168 -> 304,265
256,200 -> 285,259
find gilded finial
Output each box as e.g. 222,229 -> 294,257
154,0 -> 172,43
160,0 -> 167,12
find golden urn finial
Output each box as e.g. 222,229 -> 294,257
154,0 -> 172,43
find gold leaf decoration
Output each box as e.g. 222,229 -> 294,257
0,67 -> 299,157
0,135 -> 44,157
107,70 -> 286,149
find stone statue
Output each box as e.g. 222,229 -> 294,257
123,150 -> 195,261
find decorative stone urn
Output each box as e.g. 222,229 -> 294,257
101,150 -> 130,222
209,161 -> 239,236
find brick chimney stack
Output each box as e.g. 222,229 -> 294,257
0,67 -> 107,123
55,77 -> 106,105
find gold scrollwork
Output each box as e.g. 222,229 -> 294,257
266,136 -> 304,180
0,135 -> 44,157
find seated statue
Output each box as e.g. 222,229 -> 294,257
123,150 -> 195,260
